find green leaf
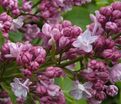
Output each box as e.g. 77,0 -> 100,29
25,93 -> 35,104
9,31 -> 23,42
1,82 -> 17,104
63,3 -> 99,30
55,77 -> 72,91
0,32 -> 5,48
63,6 -> 90,30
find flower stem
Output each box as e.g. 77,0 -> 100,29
57,57 -> 83,67
32,0 -> 41,9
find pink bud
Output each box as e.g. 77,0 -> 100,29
105,22 -> 118,33
106,85 -> 118,96
112,2 -> 121,10
100,6 -> 112,16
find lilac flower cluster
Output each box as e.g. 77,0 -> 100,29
0,0 -> 20,15
96,1 -> 121,34
41,20 -> 82,52
39,0 -> 91,22
0,13 -> 12,38
0,1 -> 121,104
35,67 -> 65,104
80,60 -> 118,104
1,41 -> 46,75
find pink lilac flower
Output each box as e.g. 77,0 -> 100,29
95,1 -> 121,34
4,41 -> 25,58
69,81 -> 92,100
39,0 -> 91,22
22,0 -> 32,12
39,0 -> 63,22
44,66 -> 64,78
10,16 -> 24,31
110,63 -> 121,83
0,12 -> 12,37
73,14 -> 99,53
106,85 -> 118,97
102,48 -> 121,61
72,29 -> 98,52
36,74 -> 65,104
10,78 -> 32,98
23,24 -> 40,41
41,20 -> 82,51
0,0 -> 20,15
16,45 -> 46,71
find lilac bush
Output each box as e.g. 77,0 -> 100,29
0,0 -> 121,104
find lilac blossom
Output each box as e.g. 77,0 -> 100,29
23,24 -> 40,41
22,0 -> 32,12
106,85 -> 118,97
0,0 -> 20,15
70,81 -> 92,100
10,78 -> 31,98
72,29 -> 98,52
11,16 -> 24,31
73,14 -> 99,52
4,42 -> 23,58
39,0 -> 91,22
0,13 -> 12,35
110,63 -> 121,83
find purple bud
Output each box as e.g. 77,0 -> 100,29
93,80 -> 104,91
94,36 -> 105,51
105,38 -> 115,49
36,85 -> 47,95
112,10 -> 121,19
62,20 -> 72,27
29,61 -> 40,71
22,0 -> 32,12
17,51 -> 32,65
95,11 -> 106,24
44,67 -> 64,78
106,85 -> 118,96
110,63 -> 121,82
59,36 -> 70,50
105,22 -> 118,33
100,6 -> 112,16
112,2 -> 121,10
96,72 -> 109,82
102,49 -> 121,61
22,69 -> 32,76
1,42 -> 10,54
88,60 -> 107,71
95,91 -> 106,100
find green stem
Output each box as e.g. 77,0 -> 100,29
57,56 -> 83,67
32,0 -> 41,8
120,90 -> 121,104
2,73 -> 23,80
113,33 -> 121,40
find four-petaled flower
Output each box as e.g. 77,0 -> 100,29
5,42 -> 23,58
10,78 -> 31,98
70,81 -> 92,100
11,16 -> 24,31
72,29 -> 98,52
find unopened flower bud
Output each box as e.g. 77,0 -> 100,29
106,85 -> 118,96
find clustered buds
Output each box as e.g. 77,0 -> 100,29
39,0 -> 92,22
96,2 -> 121,34
35,67 -> 65,104
0,0 -> 20,15
81,59 -> 119,103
